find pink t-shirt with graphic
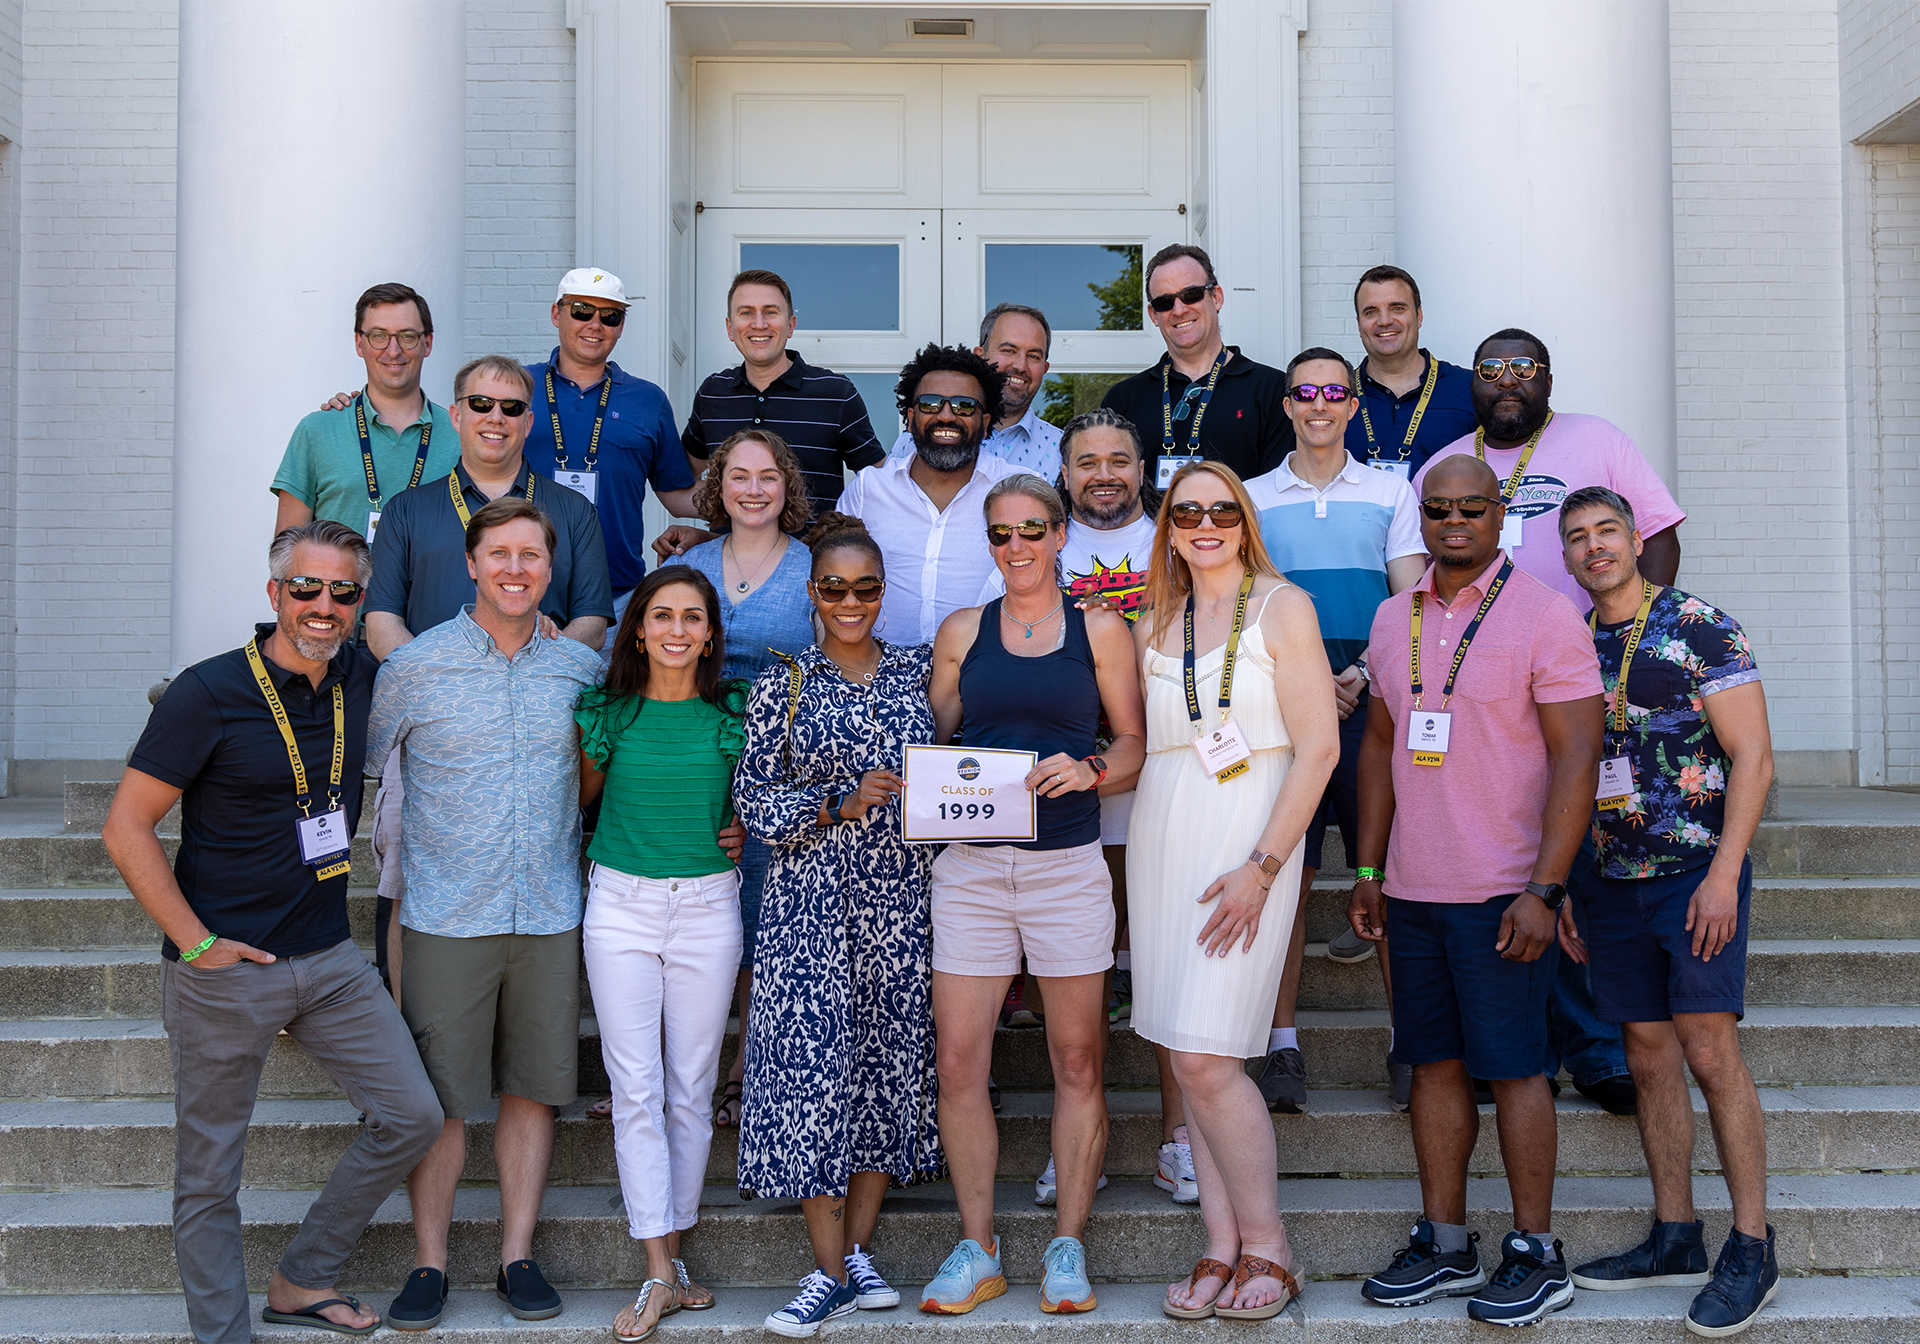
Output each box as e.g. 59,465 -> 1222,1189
1367,556 -> 1604,904
1414,412 -> 1685,612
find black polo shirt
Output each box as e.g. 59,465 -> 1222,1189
1102,346 -> 1294,485
129,625 -> 374,960
365,458 -> 615,638
681,353 -> 887,514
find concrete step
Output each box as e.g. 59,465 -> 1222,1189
4,1085 -> 1913,1194
0,1174 -> 1912,1293
0,888 -> 380,951
0,833 -> 378,890
59,779 -> 378,836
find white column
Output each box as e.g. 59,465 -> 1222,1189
1393,0 -> 1676,486
171,0 -> 466,670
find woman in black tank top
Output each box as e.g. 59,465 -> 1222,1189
922,474 -> 1146,1310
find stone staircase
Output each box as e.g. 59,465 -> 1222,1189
0,784 -> 1916,1339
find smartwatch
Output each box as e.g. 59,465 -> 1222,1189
824,793 -> 846,822
1249,850 -> 1284,878
1084,755 -> 1109,787
1524,880 -> 1568,911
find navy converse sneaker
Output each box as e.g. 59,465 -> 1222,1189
844,1244 -> 900,1310
1466,1233 -> 1574,1327
766,1270 -> 858,1338
1572,1219 -> 1710,1290
1361,1221 -> 1486,1306
1685,1225 -> 1779,1338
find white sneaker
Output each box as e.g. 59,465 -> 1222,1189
1033,1154 -> 1109,1206
1154,1139 -> 1198,1203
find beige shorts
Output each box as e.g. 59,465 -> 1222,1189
930,839 -> 1115,979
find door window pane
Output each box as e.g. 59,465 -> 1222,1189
739,243 -> 899,331
844,370 -> 902,450
985,244 -> 1143,332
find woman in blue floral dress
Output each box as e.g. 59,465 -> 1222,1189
733,513 -> 942,1336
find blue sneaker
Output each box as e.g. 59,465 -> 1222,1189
1040,1235 -> 1096,1314
765,1270 -> 857,1338
919,1237 -> 1007,1315
1685,1225 -> 1779,1338
844,1244 -> 899,1309
1466,1233 -> 1574,1327
1362,1222 -> 1486,1306
1572,1219 -> 1710,1290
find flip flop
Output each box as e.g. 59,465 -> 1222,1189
589,1095 -> 613,1119
1213,1255 -> 1301,1321
713,1078 -> 744,1128
1163,1257 -> 1234,1320
674,1257 -> 715,1309
613,1277 -> 678,1343
260,1297 -> 379,1336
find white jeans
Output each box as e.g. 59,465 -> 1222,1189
582,862 -> 742,1240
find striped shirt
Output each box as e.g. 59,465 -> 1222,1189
681,353 -> 886,514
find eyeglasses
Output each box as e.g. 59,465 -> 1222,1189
813,576 -> 886,603
1475,357 -> 1546,382
1169,500 -> 1244,529
460,395 -> 530,417
1148,283 -> 1216,313
567,303 -> 625,327
359,329 -> 424,352
1420,495 -> 1500,520
280,577 -> 365,605
986,519 -> 1053,547
1289,382 -> 1353,403
912,393 -> 985,418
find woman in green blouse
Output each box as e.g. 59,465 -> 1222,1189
576,566 -> 747,1342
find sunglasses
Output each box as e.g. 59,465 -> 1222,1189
359,329 -> 424,352
1148,283 -> 1215,313
460,395 -> 529,417
813,576 -> 885,603
567,302 -> 625,327
280,577 -> 365,605
987,519 -> 1053,547
1289,382 -> 1353,403
912,393 -> 985,418
1169,500 -> 1244,529
1420,495 -> 1501,520
1475,357 -> 1546,382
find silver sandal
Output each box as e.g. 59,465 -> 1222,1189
613,1277 -> 677,1342
673,1258 -> 715,1310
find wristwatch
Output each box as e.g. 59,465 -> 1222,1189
1249,850 -> 1283,878
1084,755 -> 1109,787
824,793 -> 847,822
1524,880 -> 1568,911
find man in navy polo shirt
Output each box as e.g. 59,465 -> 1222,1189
1345,265 -> 1477,480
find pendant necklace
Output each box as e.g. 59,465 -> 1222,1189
1001,595 -> 1064,639
726,534 -> 784,594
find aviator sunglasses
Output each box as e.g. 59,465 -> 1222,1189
1420,495 -> 1500,521
987,519 -> 1053,547
566,302 -> 625,327
1289,382 -> 1353,403
280,577 -> 365,605
1148,283 -> 1216,313
1169,500 -> 1244,529
813,576 -> 886,603
1475,357 -> 1546,382
460,394 -> 530,417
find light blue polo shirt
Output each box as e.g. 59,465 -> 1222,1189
1245,450 -> 1425,672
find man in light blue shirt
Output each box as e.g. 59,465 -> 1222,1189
890,303 -> 1062,476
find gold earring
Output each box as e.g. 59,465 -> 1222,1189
703,639 -> 713,655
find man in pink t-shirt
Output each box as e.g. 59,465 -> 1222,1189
1413,329 -> 1684,613
1347,455 -> 1604,1328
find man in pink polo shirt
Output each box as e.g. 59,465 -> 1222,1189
1348,455 -> 1603,1328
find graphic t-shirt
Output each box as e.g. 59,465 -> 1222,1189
1062,512 -> 1155,843
1589,586 -> 1761,879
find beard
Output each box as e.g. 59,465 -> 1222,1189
1073,484 -> 1138,528
278,608 -> 350,663
1483,396 -> 1551,443
912,421 -> 986,473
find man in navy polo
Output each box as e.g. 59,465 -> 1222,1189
1345,266 -> 1477,480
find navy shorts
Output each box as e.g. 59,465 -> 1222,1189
1385,895 -> 1558,1081
1584,857 -> 1751,1022
1304,695 -> 1367,870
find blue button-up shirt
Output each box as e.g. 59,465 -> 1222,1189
367,609 -> 603,937
1343,350 -> 1478,478
888,403 -> 1064,478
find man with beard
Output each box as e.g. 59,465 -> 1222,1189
840,344 -> 1020,645
1345,266 -> 1478,480
890,305 -> 1062,477
103,521 -> 442,1340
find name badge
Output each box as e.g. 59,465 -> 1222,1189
1369,460 -> 1411,479
1597,755 -> 1634,809
555,469 -> 599,503
1406,710 -> 1451,767
1156,454 -> 1203,489
1193,718 -> 1254,782
1499,513 -> 1525,550
296,808 -> 351,880
901,744 -> 1038,844
364,510 -> 381,544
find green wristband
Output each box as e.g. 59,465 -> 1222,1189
180,934 -> 217,962
1355,867 -> 1385,883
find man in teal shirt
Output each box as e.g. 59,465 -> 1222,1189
272,282 -> 459,543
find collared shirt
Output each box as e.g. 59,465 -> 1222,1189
682,352 -> 887,514
1368,554 -> 1603,904
839,448 -> 1021,645
1344,351 -> 1478,479
367,609 -> 602,936
521,350 -> 692,593
1247,450 -> 1425,671
1100,346 -> 1294,484
271,389 -> 460,534
364,457 -> 615,639
888,404 -> 1064,479
129,624 -> 375,960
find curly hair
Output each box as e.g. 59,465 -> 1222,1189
803,511 -> 884,578
894,343 -> 1007,426
690,428 -> 814,534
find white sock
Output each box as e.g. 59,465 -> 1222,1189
1115,950 -> 1131,971
1388,1027 -> 1395,1050
1269,1027 -> 1298,1053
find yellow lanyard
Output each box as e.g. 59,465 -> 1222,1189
1474,409 -> 1555,503
1590,581 -> 1658,734
1410,558 -> 1514,710
447,467 -> 536,528
244,637 -> 344,817
1357,354 -> 1440,462
1183,571 -> 1255,728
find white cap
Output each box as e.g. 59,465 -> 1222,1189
555,267 -> 629,306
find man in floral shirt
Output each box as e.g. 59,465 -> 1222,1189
1556,486 -> 1780,1339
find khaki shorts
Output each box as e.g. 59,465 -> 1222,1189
931,839 -> 1115,979
400,925 -> 581,1117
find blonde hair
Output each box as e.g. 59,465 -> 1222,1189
1142,460 -> 1281,644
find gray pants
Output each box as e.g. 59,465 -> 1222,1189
162,938 -> 442,1343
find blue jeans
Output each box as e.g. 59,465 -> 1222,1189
1548,836 -> 1631,1085
737,832 -> 770,969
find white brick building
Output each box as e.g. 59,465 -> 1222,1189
0,0 -> 1911,792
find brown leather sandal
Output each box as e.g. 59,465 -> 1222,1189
1213,1254 -> 1302,1320
1163,1257 -> 1235,1320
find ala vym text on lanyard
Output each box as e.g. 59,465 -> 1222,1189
1590,580 -> 1657,810
356,394 -> 434,544
1406,558 -> 1514,766
244,637 -> 350,881
1155,348 -> 1228,489
1474,409 -> 1554,551
447,467 -> 536,528
1359,355 -> 1439,479
1185,570 -> 1257,782
547,363 -> 609,504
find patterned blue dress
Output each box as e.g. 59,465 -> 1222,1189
732,640 -> 943,1198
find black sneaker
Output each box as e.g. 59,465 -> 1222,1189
1572,1219 -> 1709,1290
1685,1225 -> 1779,1338
497,1258 -> 563,1320
1361,1222 -> 1486,1306
1576,1074 -> 1640,1116
1466,1233 -> 1574,1327
1257,1047 -> 1308,1114
387,1267 -> 448,1332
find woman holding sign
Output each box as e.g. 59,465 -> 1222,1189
1130,462 -> 1338,1322
922,474 -> 1146,1317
